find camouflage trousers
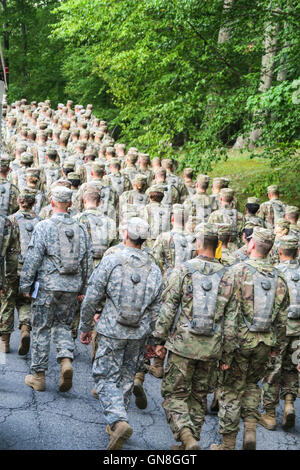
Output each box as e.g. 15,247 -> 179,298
0,277 -> 31,334
30,290 -> 78,373
261,335 -> 300,409
161,351 -> 218,441
92,335 -> 146,425
218,342 -> 270,435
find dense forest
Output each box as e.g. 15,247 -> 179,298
1,0 -> 300,178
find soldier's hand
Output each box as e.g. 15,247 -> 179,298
80,331 -> 92,345
297,363 -> 300,373
94,314 -> 100,323
0,289 -> 7,296
23,293 -> 31,299
220,363 -> 230,371
77,294 -> 85,302
155,345 -> 167,360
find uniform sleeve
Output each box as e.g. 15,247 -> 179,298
79,258 -> 111,332
146,270 -> 164,342
19,223 -> 46,293
79,225 -> 93,295
273,277 -> 290,355
152,268 -> 182,345
150,234 -> 165,273
220,272 -> 239,365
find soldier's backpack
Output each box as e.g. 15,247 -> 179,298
162,183 -> 179,207
37,146 -> 47,166
0,181 -> 11,216
278,261 -> 300,320
85,212 -> 109,259
129,191 -> 148,206
110,174 -> 125,195
32,192 -> 44,216
170,231 -> 194,267
270,200 -> 286,225
51,217 -> 80,274
0,215 -> 10,289
166,174 -> 180,189
106,252 -> 153,327
179,260 -> 226,336
190,194 -> 212,222
148,204 -> 171,239
15,212 -> 40,263
242,262 -> 278,332
16,168 -> 27,191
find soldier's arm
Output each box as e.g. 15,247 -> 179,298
79,225 -> 93,295
79,258 -> 111,332
151,234 -> 165,273
146,270 -> 164,337
179,183 -> 189,203
19,223 -> 46,293
273,277 -> 290,355
5,218 -> 19,282
152,268 -> 182,345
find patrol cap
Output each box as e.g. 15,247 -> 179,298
109,157 -> 121,167
275,218 -> 290,230
267,184 -> 279,193
139,153 -> 150,162
217,224 -> 232,237
91,162 -> 105,172
161,158 -> 173,169
20,152 -> 33,164
196,174 -> 210,184
250,227 -> 275,244
51,186 -> 73,203
0,156 -> 11,169
16,143 -> 27,153
133,174 -> 147,185
84,148 -> 97,158
122,217 -> 150,241
63,160 -> 75,170
38,122 -> 48,130
220,188 -> 234,198
183,167 -> 193,176
127,153 -> 138,163
50,179 -> 72,190
212,177 -> 223,188
67,172 -> 81,181
115,143 -> 126,151
247,197 -> 260,204
106,146 -> 116,155
195,223 -> 218,238
26,167 -> 41,178
19,188 -> 36,201
148,184 -> 165,194
285,205 -> 299,216
278,235 -> 299,250
46,148 -> 58,158
221,177 -> 230,187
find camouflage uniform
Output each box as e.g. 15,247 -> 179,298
153,235 -> 238,442
257,186 -> 286,228
217,229 -> 289,438
19,197 -> 93,373
0,173 -> 19,216
79,227 -> 163,426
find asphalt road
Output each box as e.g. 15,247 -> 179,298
0,325 -> 299,451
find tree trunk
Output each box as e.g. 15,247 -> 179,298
218,0 -> 234,44
1,0 -> 9,86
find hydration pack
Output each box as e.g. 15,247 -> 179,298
16,169 -> 27,191
270,200 -> 286,225
162,184 -> 179,207
149,205 -> 171,239
32,192 -> 44,216
0,182 -> 11,216
45,167 -> 60,190
221,207 -> 238,227
170,231 -> 194,267
190,195 -> 212,222
85,212 -> 109,259
109,253 -> 153,327
278,261 -> 300,320
15,212 -> 40,263
51,217 -> 80,274
184,261 -> 226,336
110,174 -> 125,195
242,262 -> 278,332
37,146 -> 47,166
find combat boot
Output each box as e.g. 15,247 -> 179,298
243,419 -> 256,450
133,372 -> 147,410
18,325 -> 30,356
91,388 -> 99,399
210,432 -> 237,450
171,444 -> 185,450
259,408 -> 276,430
210,390 -> 219,414
282,394 -> 295,430
25,372 -> 46,391
59,358 -> 73,392
179,427 -> 200,450
0,334 -> 10,353
106,421 -> 133,450
149,357 -> 164,378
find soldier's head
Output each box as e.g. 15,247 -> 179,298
37,131 -> 48,145
15,143 -> 27,159
126,152 -> 138,167
274,218 -> 290,238
50,186 -> 73,213
62,160 -> 75,178
242,224 -> 254,245
105,146 -> 116,160
220,188 -> 234,207
76,141 -> 87,154
183,168 -> 193,182
267,185 -> 280,200
152,157 -> 161,170
46,148 -> 58,162
148,184 -> 165,203
115,143 -> 126,158
161,158 -> 174,173
171,204 -> 187,229
278,235 -> 299,261
154,167 -> 166,183
212,177 -> 224,194
217,224 -> 232,248
0,157 -> 11,176
247,227 -> 275,258
26,168 -> 41,189
246,197 -> 260,215
109,158 -> 121,173
195,223 -> 219,257
121,217 -> 150,248
138,153 -> 150,169
196,174 -> 210,193
67,172 -> 81,189
285,206 -> 299,225
28,130 -> 37,142
20,152 -> 34,168
18,188 -> 36,210
132,174 -> 147,193
91,162 -> 105,179
84,148 -> 97,163
83,189 -> 100,210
